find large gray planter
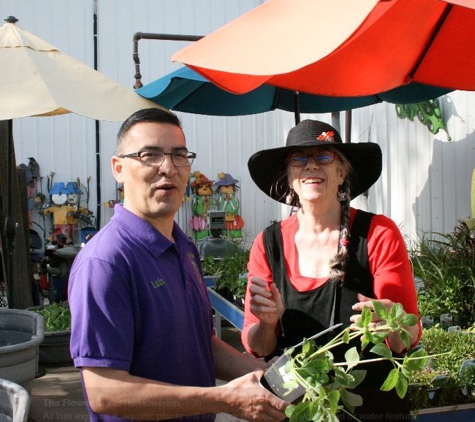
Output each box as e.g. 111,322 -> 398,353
38,329 -> 72,366
0,378 -> 30,422
0,309 -> 44,393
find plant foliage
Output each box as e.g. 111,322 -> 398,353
32,303 -> 71,332
201,240 -> 249,300
281,302 -> 426,422
410,221 -> 475,328
409,324 -> 475,409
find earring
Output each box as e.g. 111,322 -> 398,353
337,185 -> 348,202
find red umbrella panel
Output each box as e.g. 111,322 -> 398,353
173,0 -> 475,96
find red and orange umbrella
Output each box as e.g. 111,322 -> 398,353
173,0 -> 475,96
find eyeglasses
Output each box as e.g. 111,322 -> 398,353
118,150 -> 196,168
287,151 -> 339,167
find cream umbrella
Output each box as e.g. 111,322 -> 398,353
0,17 -> 166,120
0,16 -> 166,308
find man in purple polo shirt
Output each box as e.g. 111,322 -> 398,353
68,108 -> 288,422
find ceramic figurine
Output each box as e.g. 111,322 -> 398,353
189,171 -> 216,241
214,172 -> 244,238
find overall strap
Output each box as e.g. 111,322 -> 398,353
262,210 -> 375,289
263,222 -> 285,288
346,210 -> 375,292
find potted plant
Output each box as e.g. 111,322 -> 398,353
28,302 -> 72,366
202,240 -> 249,308
409,221 -> 475,329
263,301 -> 427,421
408,324 -> 475,420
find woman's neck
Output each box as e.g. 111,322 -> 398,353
296,201 -> 342,233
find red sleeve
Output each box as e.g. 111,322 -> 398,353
367,214 -> 422,345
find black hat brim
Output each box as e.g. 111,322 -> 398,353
248,142 -> 382,203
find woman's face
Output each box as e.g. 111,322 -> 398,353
287,147 -> 348,205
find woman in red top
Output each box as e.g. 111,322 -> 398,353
243,120 -> 421,420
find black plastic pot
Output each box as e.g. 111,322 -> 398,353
261,354 -> 305,403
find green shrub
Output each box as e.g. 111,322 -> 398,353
201,239 -> 249,300
409,325 -> 475,409
32,303 -> 71,332
410,221 -> 475,328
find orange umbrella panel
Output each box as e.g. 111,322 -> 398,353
173,0 -> 475,96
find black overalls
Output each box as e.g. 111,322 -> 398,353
263,210 -> 411,420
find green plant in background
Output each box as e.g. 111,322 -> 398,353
409,325 -> 475,410
409,220 -> 475,328
32,303 -> 71,332
201,239 -> 250,301
201,254 -> 221,277
281,302 -> 426,422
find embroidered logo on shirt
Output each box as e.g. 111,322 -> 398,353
150,278 -> 166,288
188,251 -> 204,284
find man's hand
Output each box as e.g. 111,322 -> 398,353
219,370 -> 289,422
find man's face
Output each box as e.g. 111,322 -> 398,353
112,122 -> 190,223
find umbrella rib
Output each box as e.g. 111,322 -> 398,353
409,4 -> 453,80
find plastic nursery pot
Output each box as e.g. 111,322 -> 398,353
0,308 -> 44,394
261,354 -> 305,403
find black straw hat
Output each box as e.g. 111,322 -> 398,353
247,120 -> 382,203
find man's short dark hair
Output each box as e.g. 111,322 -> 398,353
117,108 -> 182,150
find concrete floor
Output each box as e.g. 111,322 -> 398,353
28,324 -> 245,422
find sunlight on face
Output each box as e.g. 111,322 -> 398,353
112,122 -> 190,222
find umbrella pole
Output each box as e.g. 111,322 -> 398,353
345,110 -> 352,143
2,119 -> 15,307
293,91 -> 301,125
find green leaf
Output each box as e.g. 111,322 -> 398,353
340,387 -> 363,411
395,374 -> 409,398
306,358 -> 330,374
285,405 -> 296,419
370,343 -> 392,359
360,306 -> 372,327
335,367 -> 353,386
404,350 -> 427,371
302,338 -> 311,354
344,347 -> 360,369
288,401 -> 310,422
371,332 -> 388,344
361,335 -> 370,350
401,313 -> 418,327
346,369 -> 367,389
380,368 -> 399,391
400,330 -> 411,350
307,401 -> 321,422
372,300 -> 388,320
390,303 -> 404,319
327,390 -> 341,414
342,329 -> 350,344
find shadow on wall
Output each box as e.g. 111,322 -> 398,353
413,128 -> 475,236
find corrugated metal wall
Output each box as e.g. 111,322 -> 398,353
2,0 -> 474,249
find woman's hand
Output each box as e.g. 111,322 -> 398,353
350,293 -> 420,354
246,277 -> 285,357
350,293 -> 394,329
249,277 -> 284,327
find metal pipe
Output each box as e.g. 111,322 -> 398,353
93,1 -> 101,229
132,32 -> 203,89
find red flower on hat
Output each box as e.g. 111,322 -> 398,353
317,131 -> 335,142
